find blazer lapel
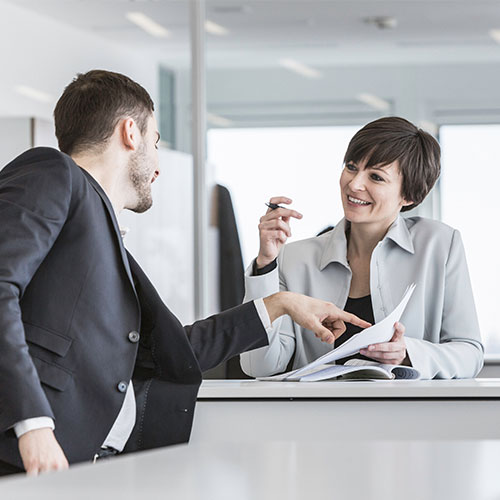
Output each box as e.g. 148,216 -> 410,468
80,169 -> 136,293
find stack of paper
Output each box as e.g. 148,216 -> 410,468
259,283 -> 416,381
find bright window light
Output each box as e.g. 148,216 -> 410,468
208,126 -> 359,267
440,124 -> 500,355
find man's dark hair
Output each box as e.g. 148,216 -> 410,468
343,116 -> 440,212
54,70 -> 155,155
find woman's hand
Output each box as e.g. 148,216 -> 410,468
359,322 -> 408,365
256,197 -> 302,269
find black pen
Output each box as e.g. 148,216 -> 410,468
265,202 -> 283,210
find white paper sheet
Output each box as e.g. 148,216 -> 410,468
261,283 -> 416,381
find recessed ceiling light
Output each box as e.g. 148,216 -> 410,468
205,20 -> 229,36
489,29 -> 500,43
14,85 -> 53,103
363,16 -> 398,30
207,113 -> 234,127
356,93 -> 390,111
211,5 -> 252,15
278,58 -> 322,79
126,12 -> 170,38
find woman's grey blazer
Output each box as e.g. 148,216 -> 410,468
241,216 -> 484,379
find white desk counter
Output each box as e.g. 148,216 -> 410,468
1,440 -> 499,500
191,379 -> 500,443
197,378 -> 500,399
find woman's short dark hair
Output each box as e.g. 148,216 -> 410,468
343,116 -> 440,212
54,70 -> 155,155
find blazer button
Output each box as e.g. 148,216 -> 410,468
117,381 -> 128,393
128,331 -> 140,343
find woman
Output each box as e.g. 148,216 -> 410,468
241,117 -> 483,379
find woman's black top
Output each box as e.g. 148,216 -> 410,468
334,295 -> 375,365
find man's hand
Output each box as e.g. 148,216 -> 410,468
256,197 -> 303,269
18,428 -> 69,476
360,322 -> 408,365
263,292 -> 371,344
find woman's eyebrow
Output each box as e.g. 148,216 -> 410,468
368,164 -> 390,172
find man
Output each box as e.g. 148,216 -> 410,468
0,70 -> 369,476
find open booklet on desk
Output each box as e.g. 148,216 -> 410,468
259,283 -> 419,382
289,359 -> 420,381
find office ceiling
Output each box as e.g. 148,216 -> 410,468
8,0 -> 500,67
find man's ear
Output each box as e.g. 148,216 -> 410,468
120,118 -> 140,151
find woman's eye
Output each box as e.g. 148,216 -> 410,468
346,163 -> 356,171
371,173 -> 384,182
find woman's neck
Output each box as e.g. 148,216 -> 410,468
346,218 -> 397,260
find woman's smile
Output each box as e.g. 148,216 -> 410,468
347,195 -> 372,206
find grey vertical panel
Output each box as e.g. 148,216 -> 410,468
190,0 -> 209,319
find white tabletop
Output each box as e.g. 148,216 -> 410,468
197,378 -> 500,399
1,440 -> 499,499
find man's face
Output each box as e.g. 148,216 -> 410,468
127,114 -> 160,213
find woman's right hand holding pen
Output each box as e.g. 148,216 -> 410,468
256,196 -> 303,269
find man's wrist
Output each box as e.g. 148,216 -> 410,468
263,291 -> 288,323
14,417 -> 55,439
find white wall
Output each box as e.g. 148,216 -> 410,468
0,118 -> 32,167
119,148 -> 195,325
0,0 -> 159,122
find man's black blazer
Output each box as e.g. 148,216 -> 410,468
0,148 -> 267,468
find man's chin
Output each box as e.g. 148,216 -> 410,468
131,200 -> 152,214
127,196 -> 153,214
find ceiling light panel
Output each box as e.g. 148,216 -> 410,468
356,93 -> 390,111
489,29 -> 500,43
207,112 -> 234,127
278,58 -> 322,79
205,20 -> 229,36
126,11 -> 170,38
14,85 -> 53,103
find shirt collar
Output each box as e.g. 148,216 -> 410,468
318,215 -> 414,271
384,215 -> 415,255
319,219 -> 349,271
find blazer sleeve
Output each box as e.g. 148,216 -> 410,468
239,253 -> 296,377
0,150 -> 72,432
405,230 -> 484,379
184,301 -> 269,373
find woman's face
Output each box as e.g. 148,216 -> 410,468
339,158 -> 412,227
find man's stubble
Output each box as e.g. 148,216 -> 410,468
128,143 -> 153,214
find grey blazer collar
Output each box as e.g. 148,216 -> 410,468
319,215 -> 415,271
